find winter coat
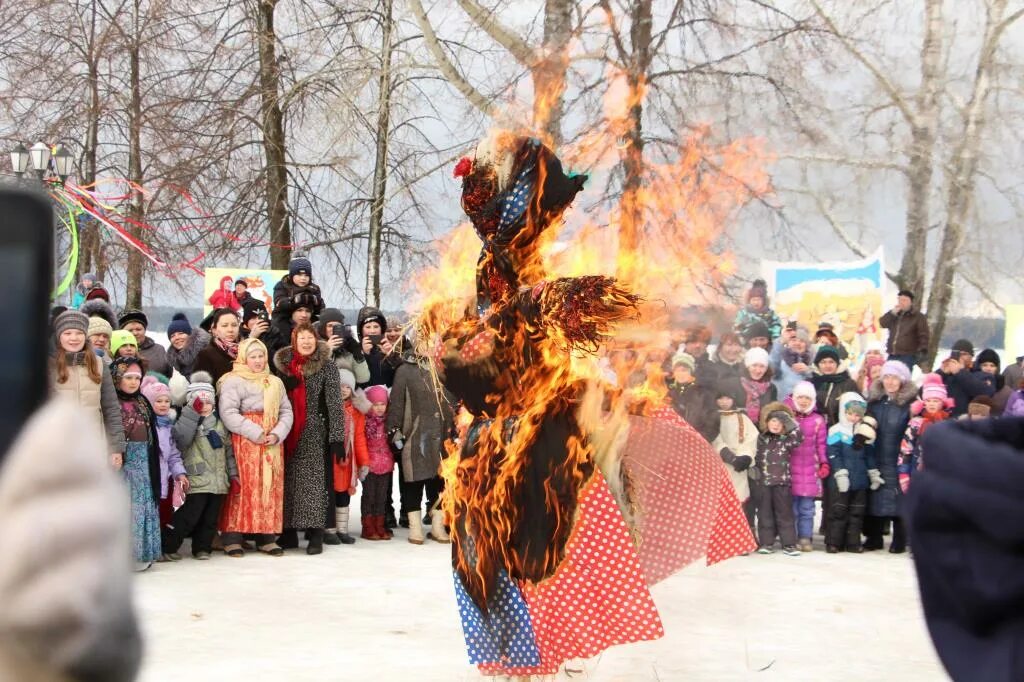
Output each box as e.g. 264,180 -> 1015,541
1004,390 -> 1024,418
784,397 -> 828,498
359,346 -> 400,388
274,343 -> 345,529
166,328 -> 211,378
334,396 -> 370,494
769,342 -> 812,400
271,276 -> 324,326
331,348 -> 370,386
734,306 -> 782,341
879,307 -> 930,358
1002,357 -> 1023,395
172,406 -> 237,494
387,357 -> 455,483
899,407 -> 950,490
193,341 -> 236,385
154,417 -> 186,500
709,354 -> 744,389
713,409 -> 757,501
49,351 -> 126,454
666,379 -> 720,442
137,337 -> 169,377
217,373 -> 294,444
755,403 -> 803,487
866,378 -> 917,517
936,367 -> 990,418
810,367 -> 858,426
740,373 -> 777,427
365,414 -> 393,474
208,289 -> 240,312
826,394 -> 877,492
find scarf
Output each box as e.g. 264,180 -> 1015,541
782,347 -> 811,368
741,377 -> 771,424
214,336 -> 240,360
155,414 -> 175,429
217,338 -> 283,435
284,350 -> 312,457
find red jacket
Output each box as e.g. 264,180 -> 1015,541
334,399 -> 369,494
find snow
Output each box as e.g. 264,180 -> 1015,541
135,504 -> 946,681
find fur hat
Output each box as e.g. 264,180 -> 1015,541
54,310 -> 89,338
167,312 -> 192,338
338,368 -> 357,391
672,351 -> 696,373
967,395 -> 994,418
744,347 -> 770,368
365,385 -> 389,405
87,316 -> 112,339
880,360 -> 912,384
118,310 -> 148,330
79,299 -> 118,329
760,400 -> 796,432
140,375 -> 169,404
288,256 -> 312,278
814,345 -> 840,366
110,330 -> 138,357
186,371 -> 215,405
975,348 -> 1001,371
792,380 -> 816,401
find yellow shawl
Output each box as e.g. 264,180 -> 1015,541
217,338 -> 284,434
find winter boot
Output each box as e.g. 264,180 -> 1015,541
336,507 -> 356,544
407,512 -> 425,545
306,529 -> 325,555
323,521 -> 341,545
799,538 -> 813,552
278,528 -> 299,550
376,515 -> 392,541
428,502 -> 450,543
361,516 -> 378,541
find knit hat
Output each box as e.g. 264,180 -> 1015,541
318,308 -> 347,338
118,310 -> 148,329
167,312 -> 192,338
365,385 -> 389,405
844,399 -> 867,417
967,396 -> 994,418
672,351 -> 696,373
814,345 -> 840,366
880,360 -> 911,384
54,310 -> 89,338
140,375 -> 169,404
792,380 -> 816,400
744,347 -> 770,368
864,339 -> 885,355
81,272 -> 97,284
186,371 -> 215,405
234,278 -> 247,288
715,377 -> 745,406
952,339 -> 975,356
921,373 -> 949,402
241,299 -> 268,325
85,287 -> 109,302
289,256 -> 312,278
338,368 -> 357,391
744,319 -> 771,341
863,354 -> 886,376
87,316 -> 113,338
110,330 -> 138,356
747,279 -> 768,302
975,348 -> 1001,371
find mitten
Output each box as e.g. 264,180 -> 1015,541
781,414 -> 799,433
898,472 -> 910,494
358,466 -> 369,481
868,468 -> 884,491
343,335 -> 362,359
205,430 -> 224,450
192,397 -> 205,414
329,442 -> 345,463
718,446 -> 737,465
732,455 -> 753,472
391,430 -> 405,451
816,462 -> 831,480
834,468 -> 850,493
229,477 -> 241,495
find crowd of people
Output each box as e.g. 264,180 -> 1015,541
49,264 -> 1024,569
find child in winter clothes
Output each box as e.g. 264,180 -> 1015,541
755,402 -> 803,555
71,272 -> 97,308
712,380 -> 757,539
361,385 -> 394,541
330,369 -> 370,544
734,279 -> 783,343
162,372 -> 238,560
785,381 -> 829,551
899,374 -> 953,494
825,393 -> 881,553
272,256 -> 325,328
140,377 -> 189,547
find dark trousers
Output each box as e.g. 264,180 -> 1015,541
362,472 -> 390,517
864,514 -> 907,550
385,465 -> 403,522
757,484 -> 797,547
890,354 -> 918,371
826,487 -> 867,549
335,491 -> 351,508
399,476 -> 443,515
221,531 -> 277,547
162,493 -> 224,555
745,479 -> 761,540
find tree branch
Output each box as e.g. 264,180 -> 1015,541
454,0 -> 534,65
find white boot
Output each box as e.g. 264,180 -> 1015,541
336,507 -> 355,544
428,502 -> 450,543
407,512 -> 425,545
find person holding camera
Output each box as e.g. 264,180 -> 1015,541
318,308 -> 370,385
356,306 -> 400,389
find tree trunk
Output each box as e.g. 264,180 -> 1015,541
897,0 -> 942,298
533,0 -> 573,145
80,0 -> 103,281
365,0 -> 394,308
256,0 -> 291,270
124,0 -> 144,309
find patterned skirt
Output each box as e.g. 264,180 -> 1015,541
220,413 -> 284,534
123,441 -> 161,564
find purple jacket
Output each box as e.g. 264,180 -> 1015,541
784,397 -> 828,497
155,417 -> 186,499
1004,390 -> 1024,418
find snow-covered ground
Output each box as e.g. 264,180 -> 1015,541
135,513 -> 945,681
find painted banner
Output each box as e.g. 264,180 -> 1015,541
1005,304 -> 1024,358
763,249 -> 888,357
203,267 -> 286,316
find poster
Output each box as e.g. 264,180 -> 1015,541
764,249 -> 887,356
1005,304 -> 1024,358
203,267 -> 286,316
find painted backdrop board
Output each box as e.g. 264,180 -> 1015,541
1005,304 -> 1024,360
763,249 -> 887,357
204,268 -> 286,316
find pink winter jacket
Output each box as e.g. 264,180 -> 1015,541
784,396 -> 828,497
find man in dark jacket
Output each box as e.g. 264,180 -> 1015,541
879,290 -> 930,370
666,352 -> 720,443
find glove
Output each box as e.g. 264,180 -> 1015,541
834,469 -> 850,493
229,477 -> 241,495
205,430 -> 223,449
780,413 -> 799,433
391,430 -> 405,451
898,472 -> 910,494
192,397 -> 205,414
868,468 -> 884,491
718,446 -> 736,465
816,462 -> 830,480
342,335 -> 363,359
358,466 -> 369,482
292,292 -> 313,307
732,455 -> 753,472
330,442 -> 345,464
852,433 -> 868,450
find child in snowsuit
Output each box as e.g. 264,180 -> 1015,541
361,385 -> 394,541
161,372 -> 238,560
786,381 -> 829,551
734,279 -> 783,343
140,377 -> 188,546
899,373 -> 953,494
272,256 -> 325,328
755,402 -> 803,555
712,380 -> 757,538
825,392 -> 881,553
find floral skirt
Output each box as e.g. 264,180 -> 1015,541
124,441 -> 161,563
220,413 -> 284,534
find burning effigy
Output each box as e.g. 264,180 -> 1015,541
417,130 -> 757,677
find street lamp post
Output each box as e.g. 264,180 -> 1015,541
9,144 -> 28,177
29,141 -> 51,180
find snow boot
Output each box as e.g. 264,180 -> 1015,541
428,502 -> 450,543
361,516 -> 378,541
306,529 -> 325,555
278,528 -> 299,550
799,538 -> 813,552
323,521 -> 341,545
407,512 -> 425,545
336,507 -> 356,544
378,515 -> 393,541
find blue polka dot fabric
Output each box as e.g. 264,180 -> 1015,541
453,568 -> 541,667
497,167 -> 534,233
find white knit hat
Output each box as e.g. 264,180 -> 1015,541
744,347 -> 770,368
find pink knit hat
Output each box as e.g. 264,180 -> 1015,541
920,373 -> 948,402
140,375 -> 170,404
365,385 -> 389,405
